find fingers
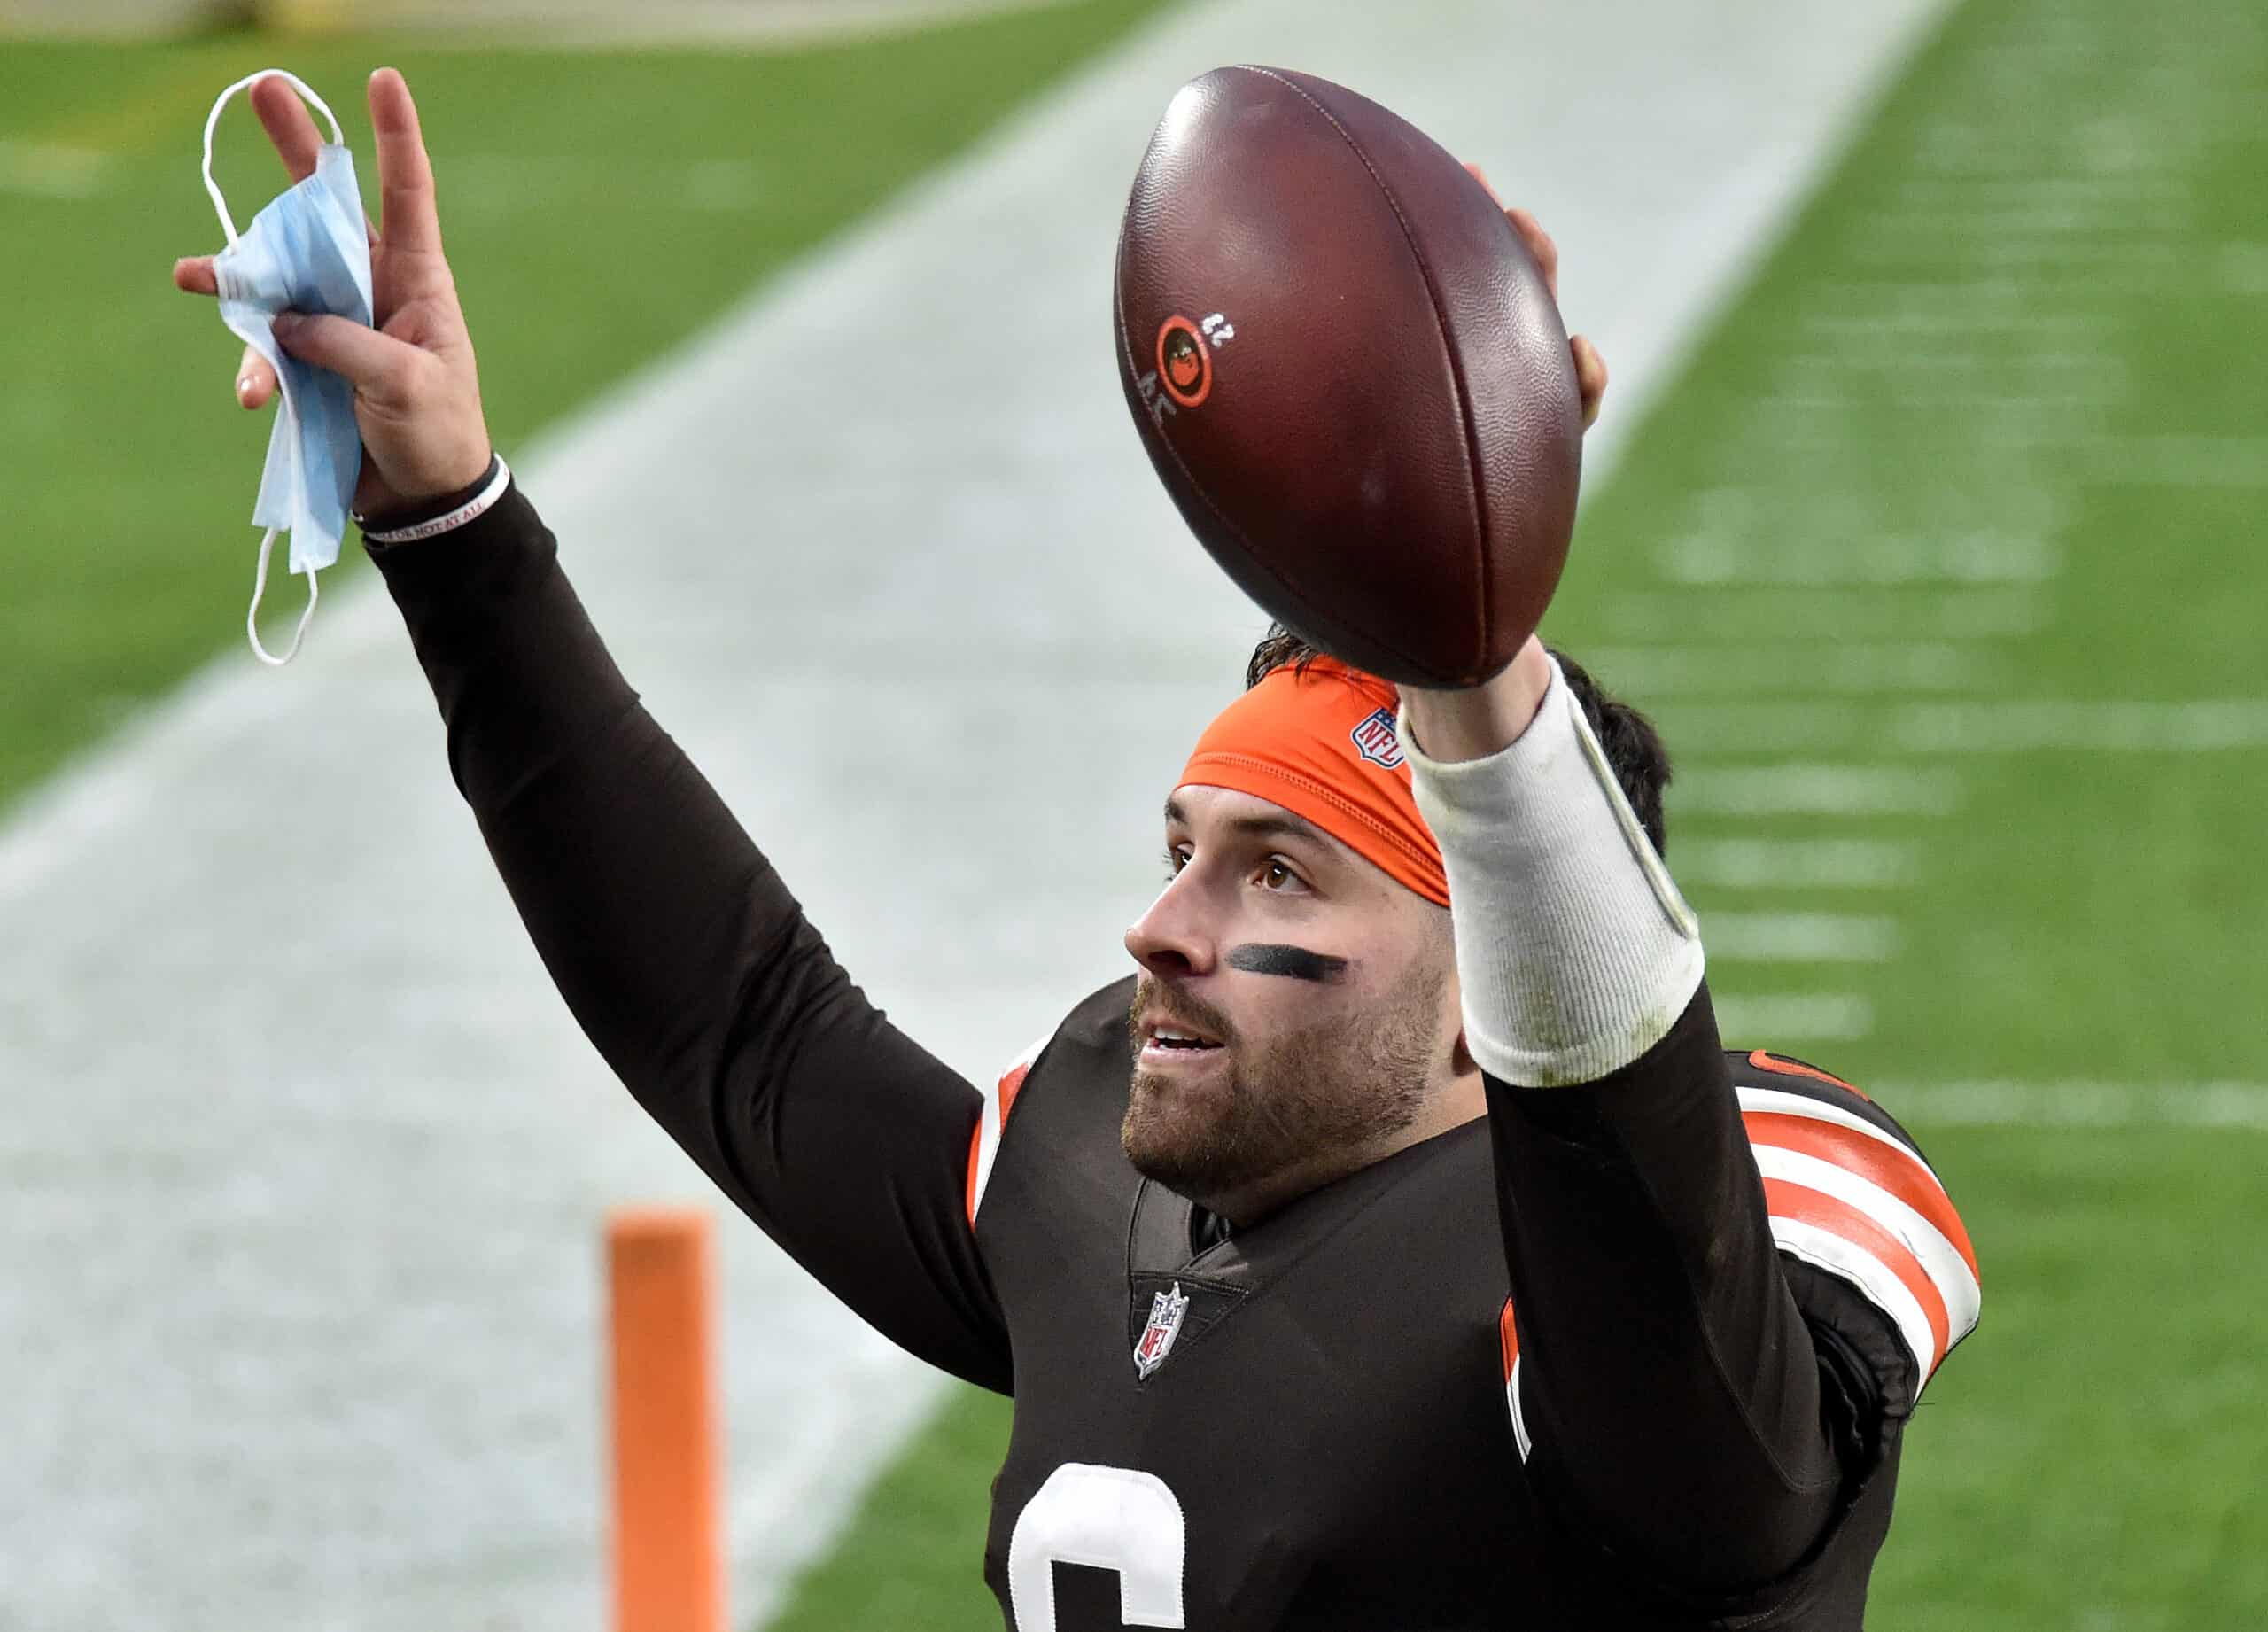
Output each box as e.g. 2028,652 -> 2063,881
274,309 -> 416,397
1507,207 -> 1559,304
1461,164 -> 1563,304
1571,334 -> 1609,431
1464,167 -> 1561,307
237,344 -> 277,408
175,260 -> 276,406
369,67 -> 444,257
251,72 -> 325,184
173,255 -> 217,295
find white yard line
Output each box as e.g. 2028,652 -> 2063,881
1581,641 -> 1984,696
1652,702 -> 1876,755
2074,435 -> 2268,489
1602,587 -> 2047,642
1891,699 -> 2268,752
0,3 -> 1953,1628
1881,1082 -> 2268,1130
1658,529 -> 2062,585
1705,913 -> 1904,964
0,137 -> 108,198
1713,994 -> 1878,1043
1676,765 -> 1964,817
1674,838 -> 1920,890
1642,699 -> 2268,756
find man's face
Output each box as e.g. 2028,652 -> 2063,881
1121,784 -> 1463,1221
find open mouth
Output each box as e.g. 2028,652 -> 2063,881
1138,1019 -> 1226,1065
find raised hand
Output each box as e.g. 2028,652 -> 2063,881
1465,164 -> 1610,431
174,67 -> 492,521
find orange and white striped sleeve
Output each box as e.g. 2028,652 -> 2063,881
966,1034 -> 1049,1228
1736,1050 -> 1981,1394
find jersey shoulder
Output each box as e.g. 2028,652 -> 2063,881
1728,1048 -> 1981,1404
966,975 -> 1137,1226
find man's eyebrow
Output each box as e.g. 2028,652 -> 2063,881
1162,797 -> 1331,851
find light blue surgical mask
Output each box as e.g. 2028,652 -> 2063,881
201,70 -> 374,665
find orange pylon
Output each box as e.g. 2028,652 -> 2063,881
607,1207 -> 725,1632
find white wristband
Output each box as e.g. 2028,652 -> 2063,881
1402,657 -> 1704,1088
361,456 -> 513,546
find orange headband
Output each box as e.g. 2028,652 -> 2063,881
1177,657 -> 1449,907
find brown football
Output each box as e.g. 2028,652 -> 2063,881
1115,66 -> 1582,688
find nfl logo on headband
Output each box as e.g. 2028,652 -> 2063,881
1349,706 -> 1405,770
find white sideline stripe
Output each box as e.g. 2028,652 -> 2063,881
0,4 -> 1956,1628
1737,1086 -> 1949,1197
1750,1146 -> 1980,1342
1676,765 -> 1961,816
1878,1082 -> 2268,1129
1771,1216 -> 1942,1387
1705,912 -> 1901,964
1713,994 -> 1876,1042
1674,838 -> 1917,890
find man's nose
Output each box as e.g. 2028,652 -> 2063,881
1124,874 -> 1217,978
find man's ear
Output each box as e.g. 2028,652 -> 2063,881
1452,1027 -> 1479,1080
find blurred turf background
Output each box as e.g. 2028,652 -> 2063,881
4,0 -> 2262,1626
0,0 -> 1171,814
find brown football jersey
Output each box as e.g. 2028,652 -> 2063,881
967,979 -> 1972,1630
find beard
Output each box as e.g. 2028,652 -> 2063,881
1121,960 -> 1443,1209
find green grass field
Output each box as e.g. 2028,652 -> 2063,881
4,0 -> 2264,1626
0,0 -> 1171,816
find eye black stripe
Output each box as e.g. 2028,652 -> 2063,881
1225,944 -> 1348,983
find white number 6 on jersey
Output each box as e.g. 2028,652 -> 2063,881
1008,1462 -> 1187,1630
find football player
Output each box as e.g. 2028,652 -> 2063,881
177,70 -> 1978,1630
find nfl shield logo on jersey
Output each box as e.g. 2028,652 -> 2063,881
1349,706 -> 1405,770
1133,1281 -> 1190,1379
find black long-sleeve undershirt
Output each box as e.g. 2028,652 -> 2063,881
1486,993 -> 1882,1601
371,482 -> 1012,1392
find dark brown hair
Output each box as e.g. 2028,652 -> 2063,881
1243,626 -> 1673,855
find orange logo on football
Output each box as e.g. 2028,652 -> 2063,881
1156,315 -> 1212,408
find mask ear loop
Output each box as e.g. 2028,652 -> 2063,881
204,69 -> 347,667
247,529 -> 319,667
201,67 -> 347,245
